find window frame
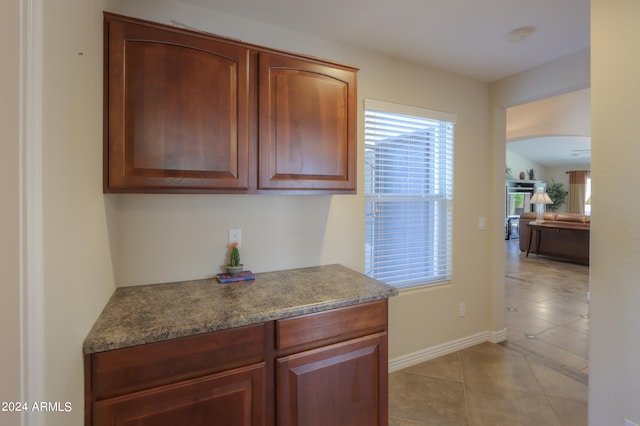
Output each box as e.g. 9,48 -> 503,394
363,99 -> 456,290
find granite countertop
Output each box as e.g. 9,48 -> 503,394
83,264 -> 398,354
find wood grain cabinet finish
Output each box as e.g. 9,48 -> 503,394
275,299 -> 387,355
85,324 -> 267,426
104,13 -> 357,194
93,364 -> 266,426
276,333 -> 386,426
85,300 -> 388,426
275,300 -> 388,426
104,13 -> 252,192
258,53 -> 356,191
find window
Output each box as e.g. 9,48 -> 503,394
585,175 -> 592,215
364,99 -> 455,289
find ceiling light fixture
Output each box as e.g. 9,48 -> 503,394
507,26 -> 536,42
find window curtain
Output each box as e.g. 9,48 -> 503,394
568,170 -> 588,214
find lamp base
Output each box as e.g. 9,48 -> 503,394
535,205 -> 545,223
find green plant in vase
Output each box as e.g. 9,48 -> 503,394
226,242 -> 243,276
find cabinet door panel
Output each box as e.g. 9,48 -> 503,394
106,15 -> 251,192
276,333 -> 387,426
94,363 -> 265,426
259,53 -> 356,191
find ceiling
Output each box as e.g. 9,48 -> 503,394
507,135 -> 591,167
182,0 -> 590,83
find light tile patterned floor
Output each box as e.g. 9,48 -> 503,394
389,240 -> 589,425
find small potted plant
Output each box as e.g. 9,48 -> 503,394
226,242 -> 243,276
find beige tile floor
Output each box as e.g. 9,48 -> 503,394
389,239 -> 590,425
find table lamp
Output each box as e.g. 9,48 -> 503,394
530,192 -> 553,223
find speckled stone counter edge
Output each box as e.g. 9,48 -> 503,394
83,264 -> 398,354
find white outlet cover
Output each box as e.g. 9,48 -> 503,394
459,303 -> 467,317
229,229 -> 241,247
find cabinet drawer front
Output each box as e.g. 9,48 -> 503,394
276,300 -> 387,353
91,323 -> 265,399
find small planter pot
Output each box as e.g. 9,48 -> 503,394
226,265 -> 244,276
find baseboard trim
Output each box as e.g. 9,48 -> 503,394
489,327 -> 507,343
388,329 -> 507,373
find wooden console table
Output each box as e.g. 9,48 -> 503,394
526,221 -> 590,258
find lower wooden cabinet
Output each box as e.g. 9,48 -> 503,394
85,300 -> 389,425
94,363 -> 266,426
276,333 -> 387,426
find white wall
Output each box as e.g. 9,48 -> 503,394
38,0 -> 116,424
1,1 -> 22,425
506,88 -> 591,140
589,1 -> 640,424
492,49 -> 590,108
505,150 -> 547,182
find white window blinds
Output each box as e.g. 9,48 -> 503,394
364,99 -> 455,288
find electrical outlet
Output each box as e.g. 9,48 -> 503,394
478,216 -> 486,231
459,302 -> 467,318
229,229 -> 241,247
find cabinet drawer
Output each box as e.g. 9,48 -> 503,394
275,300 -> 387,354
90,323 -> 265,399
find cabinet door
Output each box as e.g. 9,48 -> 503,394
94,363 -> 266,426
259,53 -> 357,192
105,14 -> 252,192
276,333 -> 388,426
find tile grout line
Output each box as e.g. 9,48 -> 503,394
521,341 -> 567,426
457,350 -> 472,426
499,340 -> 589,385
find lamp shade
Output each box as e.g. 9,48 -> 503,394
530,192 -> 553,204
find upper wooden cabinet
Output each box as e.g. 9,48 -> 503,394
104,14 -> 252,192
259,53 -> 356,191
103,13 -> 357,194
